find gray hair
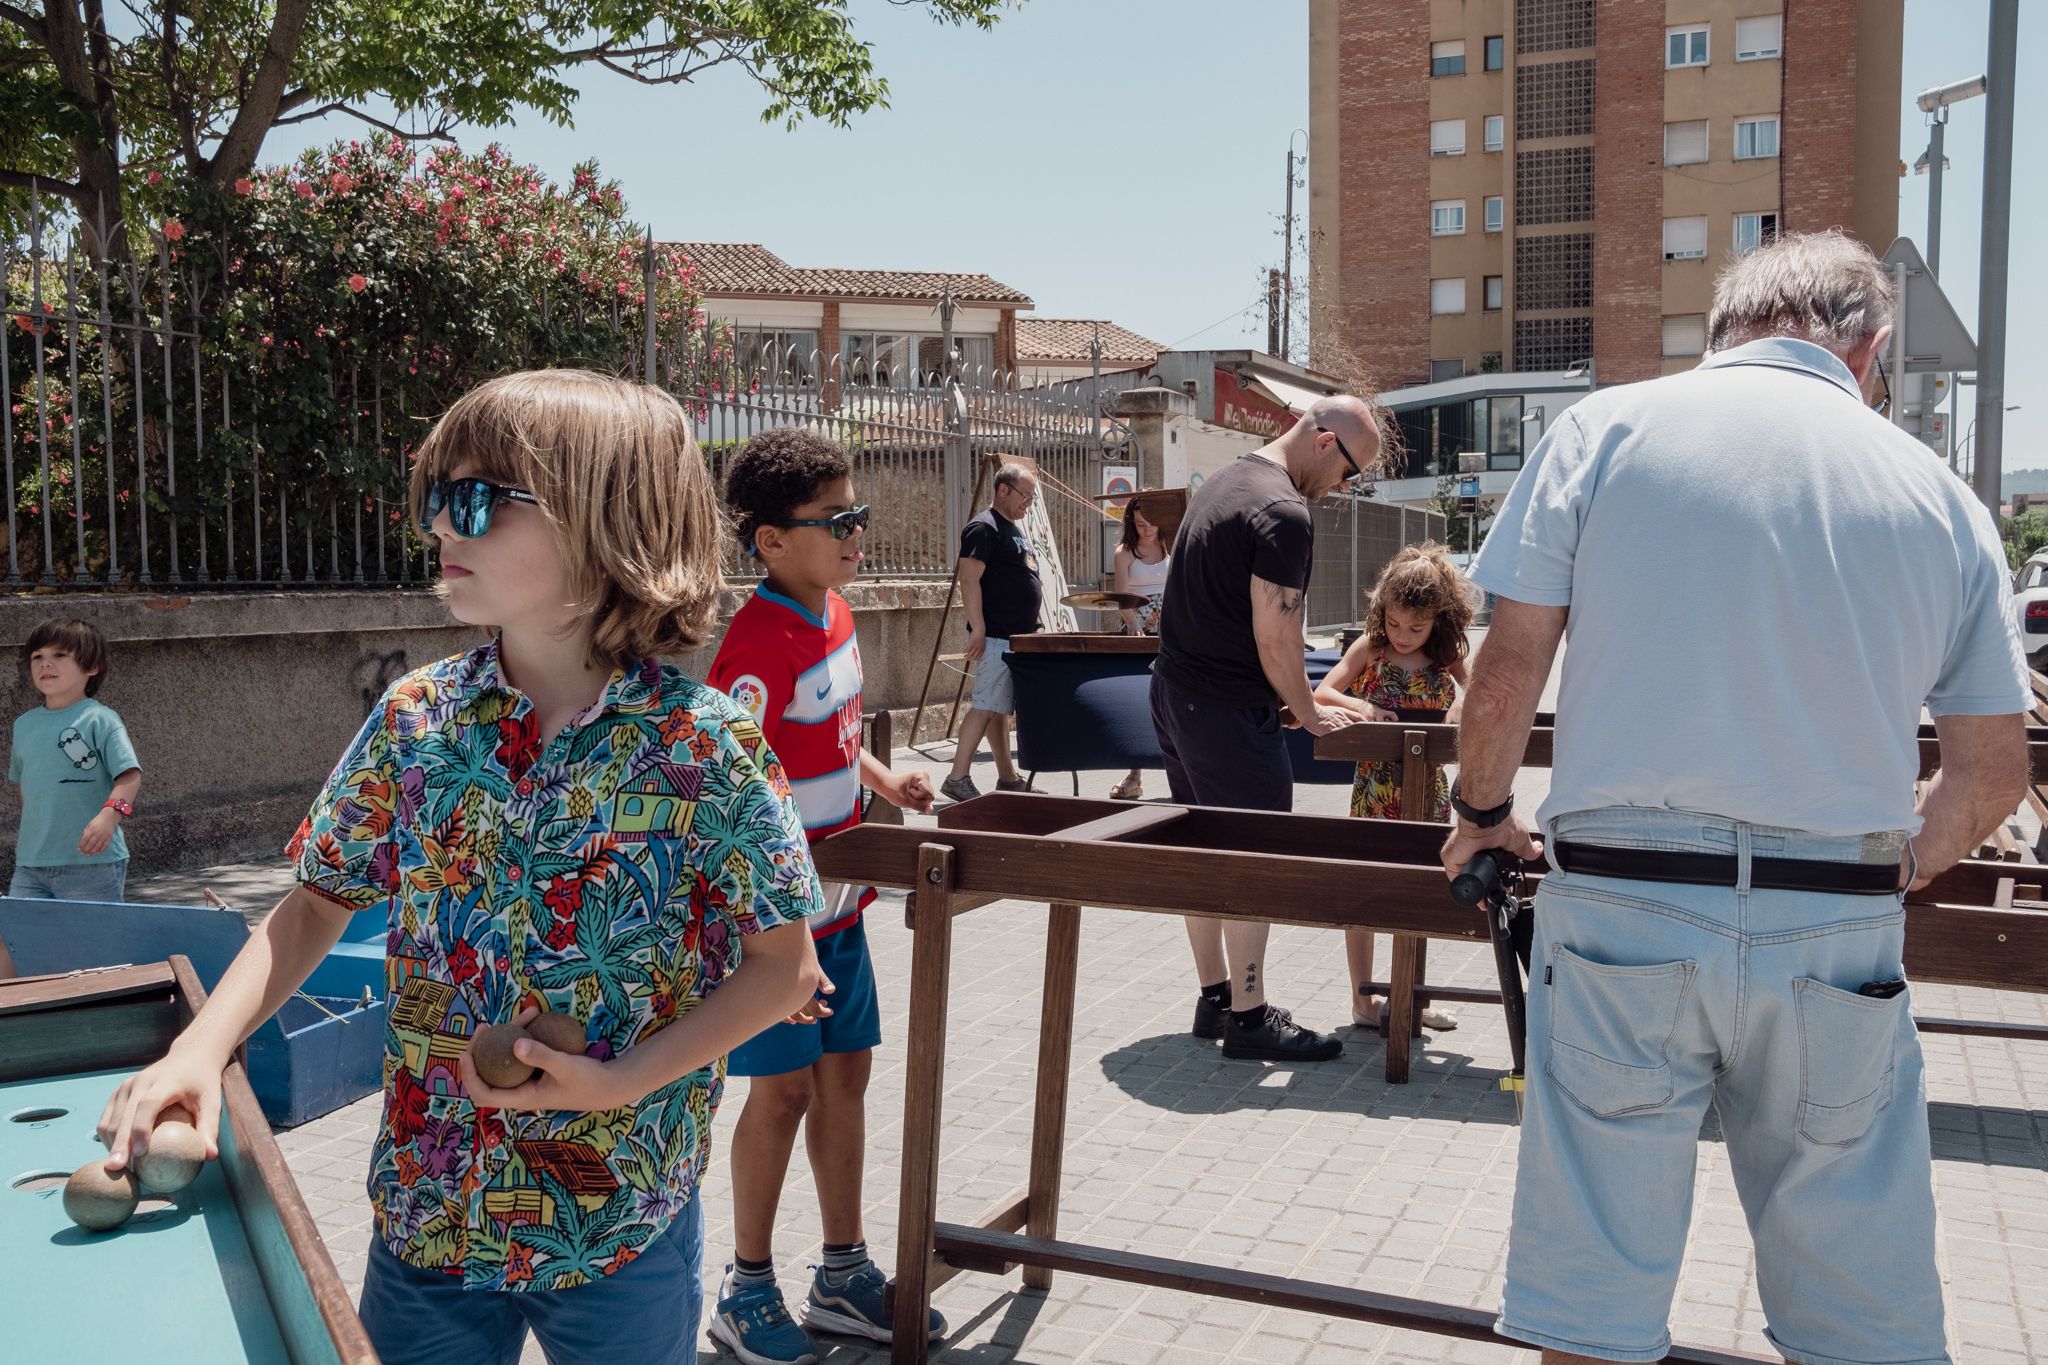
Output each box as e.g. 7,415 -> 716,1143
994,461 -> 1035,491
1706,230 -> 1894,353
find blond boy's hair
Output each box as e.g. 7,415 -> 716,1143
408,370 -> 726,667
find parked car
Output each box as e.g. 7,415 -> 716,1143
2013,550 -> 2048,669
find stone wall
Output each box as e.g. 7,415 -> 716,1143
1,579 -> 956,879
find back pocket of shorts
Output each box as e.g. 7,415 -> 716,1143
1794,978 -> 1902,1146
1544,945 -> 1697,1119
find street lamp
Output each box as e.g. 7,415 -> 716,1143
1564,357 -> 1596,390
1914,74 -> 1987,278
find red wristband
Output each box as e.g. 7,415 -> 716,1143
103,798 -> 134,818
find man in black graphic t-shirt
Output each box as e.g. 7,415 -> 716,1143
941,463 -> 1043,803
1154,394 -> 1376,1062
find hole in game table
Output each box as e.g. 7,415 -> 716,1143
12,1170 -> 70,1191
9,1107 -> 67,1123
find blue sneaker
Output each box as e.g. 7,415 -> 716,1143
802,1260 -> 946,1344
708,1270 -> 818,1365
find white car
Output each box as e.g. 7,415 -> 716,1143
2013,550 -> 2048,669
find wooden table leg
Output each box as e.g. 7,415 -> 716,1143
1024,901 -> 1082,1291
892,843 -> 957,1364
1386,934 -> 1420,1085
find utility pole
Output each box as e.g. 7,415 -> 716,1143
1281,140 -> 1297,361
1972,0 -> 2017,515
1266,268 -> 1282,357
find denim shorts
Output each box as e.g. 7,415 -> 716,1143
728,911 -> 883,1077
358,1190 -> 703,1365
1499,807 -> 1947,1365
968,636 -> 1016,713
8,858 -> 128,903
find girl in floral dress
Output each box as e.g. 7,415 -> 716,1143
1314,542 -> 1475,1033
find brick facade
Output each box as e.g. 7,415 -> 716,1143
1782,0 -> 1860,234
1318,1 -> 1430,389
1589,0 -> 1663,385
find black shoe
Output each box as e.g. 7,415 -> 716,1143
1221,1005 -> 1344,1062
1193,994 -> 1229,1040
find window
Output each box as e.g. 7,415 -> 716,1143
1662,314 -> 1707,358
1735,14 -> 1782,60
1430,359 -> 1466,383
1483,275 -> 1504,311
1484,115 -> 1505,151
1431,40 -> 1466,76
1430,278 -> 1468,315
1664,120 -> 1709,166
733,328 -> 819,384
1484,196 -> 1505,232
1431,119 -> 1467,156
916,334 -> 995,382
1431,199 -> 1467,235
1479,350 -> 1504,375
1666,23 -> 1709,67
1487,393 -> 1524,463
1733,210 -> 1779,255
1663,216 -> 1708,261
1734,115 -> 1780,160
1484,35 -> 1506,70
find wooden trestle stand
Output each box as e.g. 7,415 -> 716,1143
813,790 -> 2048,1363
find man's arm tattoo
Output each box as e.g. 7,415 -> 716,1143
1257,578 -> 1304,616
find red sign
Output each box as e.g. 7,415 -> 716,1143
1213,368 -> 1295,438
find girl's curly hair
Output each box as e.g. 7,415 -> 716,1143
1365,542 -> 1474,668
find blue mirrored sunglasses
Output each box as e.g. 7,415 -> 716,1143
419,478 -> 541,538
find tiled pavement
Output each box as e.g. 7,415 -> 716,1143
132,749 -> 2048,1364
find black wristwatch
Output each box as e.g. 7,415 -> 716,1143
1449,779 -> 1513,828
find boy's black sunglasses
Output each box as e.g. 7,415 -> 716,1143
419,477 -> 541,538
768,504 -> 870,540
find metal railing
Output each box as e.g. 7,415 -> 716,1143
3,203 -> 1117,590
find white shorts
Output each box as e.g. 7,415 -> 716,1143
968,637 -> 1016,714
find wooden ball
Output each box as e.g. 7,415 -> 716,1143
159,1102 -> 195,1126
136,1119 -> 207,1194
63,1159 -> 140,1231
469,1022 -> 535,1089
526,1011 -> 587,1057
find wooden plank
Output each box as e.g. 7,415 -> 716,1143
1912,1017 -> 2048,1042
930,1226 -> 1775,1364
1025,902 -> 1082,1291
1385,936 -> 1421,1084
923,1188 -> 1029,1296
1045,804 -> 1190,844
891,843 -> 957,1365
1903,902 -> 2048,993
0,995 -> 183,1083
817,822 -> 1496,938
174,957 -> 378,1365
1007,633 -> 1160,655
0,961 -> 177,1014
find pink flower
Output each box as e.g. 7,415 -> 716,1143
329,172 -> 354,195
348,273 -> 367,293
146,171 -> 162,186
161,219 -> 185,241
235,178 -> 253,196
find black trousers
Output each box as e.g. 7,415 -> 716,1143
1148,672 -> 1294,814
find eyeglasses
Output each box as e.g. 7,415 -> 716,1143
419,477 -> 541,538
769,504 -> 870,540
1317,426 -> 1365,483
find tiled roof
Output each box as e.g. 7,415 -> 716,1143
670,242 -> 1032,306
1015,317 -> 1162,365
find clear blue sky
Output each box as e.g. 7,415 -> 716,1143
266,0 -> 2044,467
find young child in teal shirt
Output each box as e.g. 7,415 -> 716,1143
10,618 -> 141,902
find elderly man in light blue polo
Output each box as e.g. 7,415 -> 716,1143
1443,231 -> 2029,1365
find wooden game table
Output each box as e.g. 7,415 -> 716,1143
812,792 -> 2002,1363
0,958 -> 376,1363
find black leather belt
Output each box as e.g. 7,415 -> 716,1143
1553,841 -> 1901,895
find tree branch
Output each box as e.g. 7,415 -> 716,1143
0,169 -> 89,205
271,100 -> 457,144
0,2 -> 46,42
199,0 -> 312,187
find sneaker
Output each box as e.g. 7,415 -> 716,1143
1192,993 -> 1229,1040
939,774 -> 980,803
1221,1004 -> 1344,1062
995,776 -> 1039,793
803,1260 -> 946,1344
709,1273 -> 818,1365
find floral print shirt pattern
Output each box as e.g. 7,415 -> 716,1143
1345,653 -> 1457,822
287,640 -> 824,1291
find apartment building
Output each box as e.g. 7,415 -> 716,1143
1309,0 -> 1902,390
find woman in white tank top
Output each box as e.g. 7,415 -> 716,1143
1110,501 -> 1172,799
